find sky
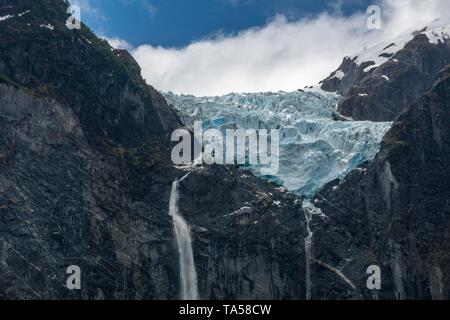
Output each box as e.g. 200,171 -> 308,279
71,0 -> 450,95
72,0 -> 373,47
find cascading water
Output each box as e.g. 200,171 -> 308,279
169,179 -> 199,300
166,89 -> 391,300
304,202 -> 314,300
302,200 -> 327,300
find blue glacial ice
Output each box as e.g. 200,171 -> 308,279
164,90 -> 392,198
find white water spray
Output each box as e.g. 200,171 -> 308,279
304,202 -> 314,300
303,201 -> 326,300
169,178 -> 199,300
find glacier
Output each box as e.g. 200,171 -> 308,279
165,90 -> 391,198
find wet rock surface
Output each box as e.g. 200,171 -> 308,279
313,68 -> 450,299
1,0 -> 449,301
178,166 -> 307,299
0,0 -> 309,299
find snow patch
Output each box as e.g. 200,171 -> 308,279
0,15 -> 14,22
303,85 -> 335,96
40,24 -> 54,30
0,10 -> 31,22
18,10 -> 31,17
424,25 -> 450,44
81,36 -> 92,45
333,70 -> 345,80
352,21 -> 450,73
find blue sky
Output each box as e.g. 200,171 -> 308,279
71,0 -> 448,96
75,0 -> 373,47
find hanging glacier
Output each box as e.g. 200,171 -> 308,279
165,90 -> 392,197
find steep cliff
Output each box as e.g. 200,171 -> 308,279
312,66 -> 450,299
0,0 -> 309,299
179,166 -> 307,299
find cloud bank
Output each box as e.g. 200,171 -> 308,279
129,0 -> 450,96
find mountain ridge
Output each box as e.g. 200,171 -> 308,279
0,0 -> 311,299
312,64 -> 450,299
321,21 -> 450,122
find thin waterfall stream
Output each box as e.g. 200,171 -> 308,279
303,202 -> 314,300
303,200 -> 326,300
169,176 -> 199,300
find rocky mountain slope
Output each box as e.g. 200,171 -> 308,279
321,22 -> 450,122
312,66 -> 450,299
0,0 -> 308,299
179,165 -> 307,299
1,0 -> 449,301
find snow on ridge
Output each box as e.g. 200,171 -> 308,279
18,10 -> 31,17
352,20 -> 450,73
424,25 -> 450,44
352,36 -> 411,73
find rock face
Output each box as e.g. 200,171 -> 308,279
0,0 -> 308,299
0,82 -> 180,299
312,67 -> 450,300
321,25 -> 450,122
0,0 -> 183,298
1,0 -> 449,301
178,166 -> 307,299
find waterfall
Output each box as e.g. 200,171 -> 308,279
169,179 -> 199,300
303,200 -> 325,300
304,202 -> 314,300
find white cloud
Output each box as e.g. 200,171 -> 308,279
130,0 -> 450,96
102,37 -> 133,50
69,0 -> 104,20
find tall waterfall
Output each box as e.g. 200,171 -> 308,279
304,202 -> 314,300
169,179 -> 199,300
303,200 -> 325,300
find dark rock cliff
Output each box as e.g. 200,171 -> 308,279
2,0 -> 448,301
0,0 -> 308,299
312,67 -> 450,299
321,29 -> 450,122
179,166 -> 307,299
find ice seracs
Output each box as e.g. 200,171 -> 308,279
166,90 -> 391,197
